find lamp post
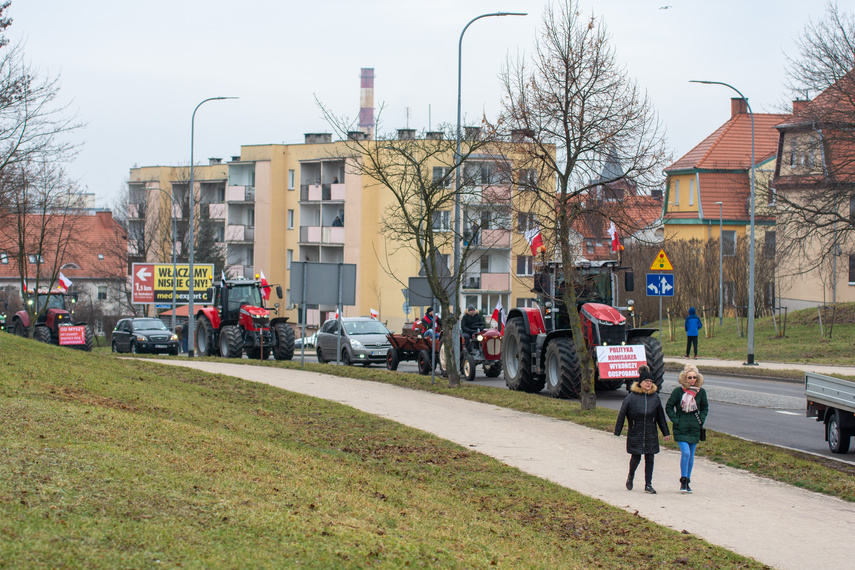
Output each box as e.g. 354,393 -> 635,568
690,80 -> 756,365
149,185 -> 178,333
453,11 -> 525,362
716,201 -> 723,327
187,96 -> 237,358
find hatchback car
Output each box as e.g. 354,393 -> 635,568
112,318 -> 179,355
316,317 -> 392,366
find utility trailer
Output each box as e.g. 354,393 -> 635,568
805,371 -> 855,453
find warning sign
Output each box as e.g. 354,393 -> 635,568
595,345 -> 647,379
649,249 -> 674,271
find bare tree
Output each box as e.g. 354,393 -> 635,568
492,0 -> 668,409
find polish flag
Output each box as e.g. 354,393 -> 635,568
524,227 -> 543,256
491,300 -> 505,333
607,221 -> 624,252
334,308 -> 340,320
58,272 -> 73,291
259,269 -> 271,300
369,308 -> 379,320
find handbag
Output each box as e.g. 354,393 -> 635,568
694,409 -> 706,441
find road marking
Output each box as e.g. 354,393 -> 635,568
775,410 -> 800,416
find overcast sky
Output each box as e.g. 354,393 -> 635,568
10,0 -> 825,209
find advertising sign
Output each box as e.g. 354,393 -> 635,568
595,345 -> 647,379
59,326 -> 86,346
132,263 -> 215,305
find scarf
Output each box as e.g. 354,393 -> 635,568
681,386 -> 700,412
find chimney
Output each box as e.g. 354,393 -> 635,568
208,157 -> 222,165
731,97 -> 748,117
511,128 -> 533,142
347,131 -> 369,141
304,133 -> 332,144
397,128 -> 415,140
359,67 -> 375,140
464,126 -> 481,141
792,100 -> 808,115
230,156 -> 241,162
426,131 -> 443,140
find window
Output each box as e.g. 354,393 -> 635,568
722,230 -> 736,257
850,255 -> 855,285
287,209 -> 294,230
764,231 -> 776,259
516,298 -> 537,308
673,179 -> 680,206
288,169 -> 295,190
432,211 -> 451,231
724,281 -> 735,305
98,254 -> 104,260
517,169 -> 537,189
586,241 -> 594,254
516,255 -> 534,276
689,179 -> 694,206
97,286 -> 107,301
27,254 -> 44,264
287,249 -> 293,269
850,197 -> 855,224
432,166 -> 451,187
0,252 -> 7,264
518,212 -> 537,233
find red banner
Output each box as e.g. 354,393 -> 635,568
595,345 -> 647,379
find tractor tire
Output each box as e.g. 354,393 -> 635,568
502,318 -> 544,393
219,325 -> 243,358
544,337 -> 582,399
633,335 -> 665,390
484,361 -> 502,377
417,349 -> 434,375
462,353 -> 477,382
196,316 -> 215,356
34,326 -> 52,345
272,323 -> 295,361
14,320 -> 27,338
386,348 -> 400,371
81,324 -> 94,352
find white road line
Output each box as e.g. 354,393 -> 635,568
775,410 -> 801,416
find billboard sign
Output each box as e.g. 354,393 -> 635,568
132,263 -> 214,305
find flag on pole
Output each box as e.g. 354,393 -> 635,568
607,221 -> 624,252
58,272 -> 72,291
221,271 -> 227,288
259,269 -> 271,300
334,307 -> 340,320
22,278 -> 28,292
369,308 -> 379,320
491,300 -> 505,333
524,227 -> 543,256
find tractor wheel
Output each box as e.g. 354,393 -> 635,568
219,325 -> 242,358
196,316 -> 215,356
14,320 -> 27,338
272,323 -> 295,361
462,353 -> 477,382
386,348 -> 400,371
484,361 -> 502,377
34,326 -> 52,344
633,336 -> 665,390
502,318 -> 544,393
417,349 -> 434,375
81,324 -> 94,352
544,337 -> 582,399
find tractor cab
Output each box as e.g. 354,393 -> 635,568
217,281 -> 266,321
27,291 -> 77,325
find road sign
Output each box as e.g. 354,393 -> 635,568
131,263 -> 214,304
646,273 -> 675,297
649,249 -> 674,271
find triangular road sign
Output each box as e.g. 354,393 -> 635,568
650,249 -> 674,271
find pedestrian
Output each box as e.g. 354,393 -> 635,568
666,364 -> 709,493
614,365 -> 671,494
175,323 -> 183,352
684,307 -> 703,359
181,320 -> 189,353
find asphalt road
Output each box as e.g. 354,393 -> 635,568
288,348 -> 851,464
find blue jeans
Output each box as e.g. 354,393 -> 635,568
678,441 -> 697,477
424,330 -> 437,340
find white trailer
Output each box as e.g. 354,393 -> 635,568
805,371 -> 855,453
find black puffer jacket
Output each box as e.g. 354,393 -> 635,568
614,382 -> 670,455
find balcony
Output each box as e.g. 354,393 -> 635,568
226,185 -> 254,202
301,183 -> 346,202
462,272 -> 510,291
464,229 -> 511,248
227,264 -> 254,279
226,224 -> 255,242
482,185 -> 511,204
208,203 -> 226,219
128,203 -> 145,219
299,225 -> 345,244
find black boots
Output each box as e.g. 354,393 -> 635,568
626,473 -> 633,491
644,484 -> 656,494
685,477 -> 692,493
680,476 -> 693,493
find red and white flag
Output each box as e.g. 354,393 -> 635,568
334,308 -> 340,320
607,221 -> 624,252
491,300 -> 505,333
369,308 -> 379,320
58,272 -> 73,291
258,269 -> 271,300
524,227 -> 543,256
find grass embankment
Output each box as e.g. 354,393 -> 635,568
1,335 -> 760,568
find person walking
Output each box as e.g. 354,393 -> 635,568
666,364 -> 709,493
180,320 -> 189,353
684,307 -> 703,359
614,365 -> 670,494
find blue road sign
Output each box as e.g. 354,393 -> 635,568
646,273 -> 675,297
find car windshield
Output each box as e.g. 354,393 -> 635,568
343,321 -> 390,335
136,320 -> 168,331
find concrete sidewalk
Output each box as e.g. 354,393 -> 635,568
666,355 -> 855,378
158,360 -> 854,569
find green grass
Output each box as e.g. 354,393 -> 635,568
0,334 -> 763,568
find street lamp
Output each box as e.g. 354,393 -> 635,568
149,185 -> 178,333
716,201 -> 723,327
453,11 -> 525,361
690,80 -> 756,365
187,96 -> 238,358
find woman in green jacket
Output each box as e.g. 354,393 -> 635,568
666,364 -> 709,493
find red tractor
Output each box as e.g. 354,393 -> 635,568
502,260 -> 663,398
439,327 -> 503,381
8,290 -> 94,351
194,277 -> 295,360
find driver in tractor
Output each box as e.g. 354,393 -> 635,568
461,304 -> 485,349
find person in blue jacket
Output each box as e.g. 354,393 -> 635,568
684,307 -> 703,359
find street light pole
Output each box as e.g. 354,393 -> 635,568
453,11 -> 525,362
716,201 -> 723,327
149,185 -> 178,333
187,96 -> 237,358
690,80 -> 756,365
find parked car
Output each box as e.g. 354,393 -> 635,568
316,317 -> 392,366
112,318 -> 179,355
295,332 -> 318,349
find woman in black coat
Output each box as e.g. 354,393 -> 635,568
614,365 -> 670,494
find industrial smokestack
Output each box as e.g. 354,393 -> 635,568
359,67 -> 375,140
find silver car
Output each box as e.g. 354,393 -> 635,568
316,317 -> 392,366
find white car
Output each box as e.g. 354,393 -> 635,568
294,332 -> 317,349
